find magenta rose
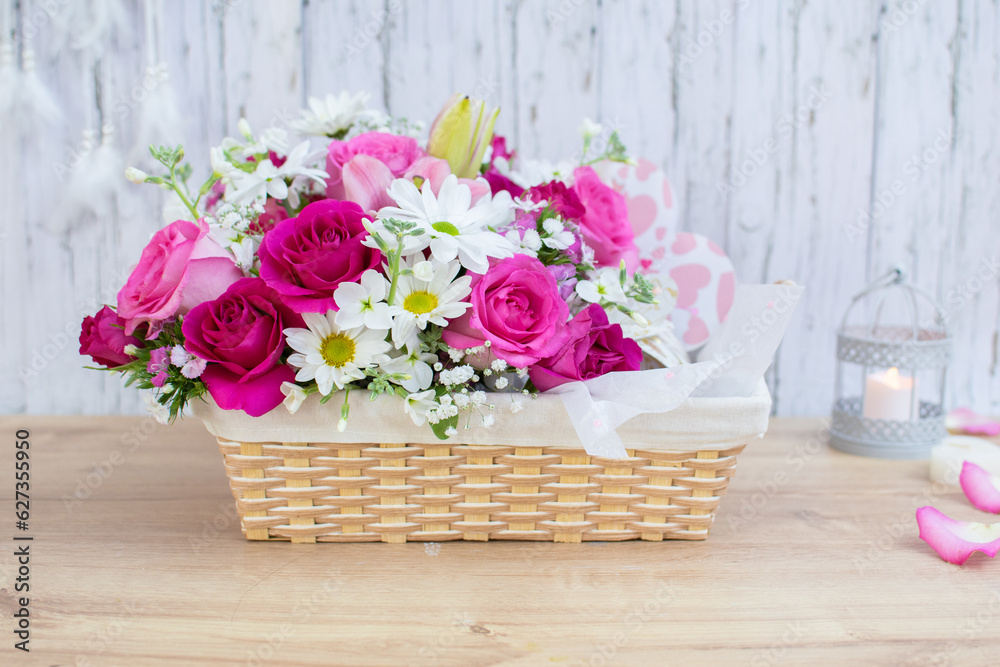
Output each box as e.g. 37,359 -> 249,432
442,254 -> 570,367
182,277 -> 304,417
325,132 -> 425,210
527,180 -> 586,220
529,303 -> 642,391
258,199 -> 382,313
79,306 -> 143,368
571,166 -> 639,271
116,219 -> 243,338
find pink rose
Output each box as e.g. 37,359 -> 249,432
79,306 -> 143,368
116,219 -> 243,338
325,132 -> 425,210
572,166 -> 639,271
442,254 -> 570,367
182,277 -> 304,417
529,304 -> 642,391
258,199 -> 382,313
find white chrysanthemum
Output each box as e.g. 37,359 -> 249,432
377,175 -> 515,273
284,312 -> 391,396
290,91 -> 371,137
380,345 -> 438,393
334,270 -> 395,330
228,141 -> 327,204
389,257 -> 472,349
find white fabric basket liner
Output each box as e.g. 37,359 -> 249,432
194,380 -> 771,451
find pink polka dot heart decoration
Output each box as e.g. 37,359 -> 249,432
594,158 -> 736,351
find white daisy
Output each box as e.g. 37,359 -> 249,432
379,344 -> 438,393
334,270 -> 395,330
284,312 -> 391,396
290,91 -> 371,138
388,257 -> 472,349
377,175 -> 515,273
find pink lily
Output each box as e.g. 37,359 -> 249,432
341,154 -> 396,213
960,461 -> 1000,514
916,506 -> 1000,565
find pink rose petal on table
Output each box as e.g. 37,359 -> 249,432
916,506 -> 1000,565
960,461 -> 1000,514
947,407 -> 1000,436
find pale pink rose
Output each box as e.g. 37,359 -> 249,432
117,219 -> 242,338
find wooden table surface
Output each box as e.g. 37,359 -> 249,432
1,416 -> 999,666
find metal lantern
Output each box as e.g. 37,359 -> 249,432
830,268 -> 951,459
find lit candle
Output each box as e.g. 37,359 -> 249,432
863,367 -> 918,421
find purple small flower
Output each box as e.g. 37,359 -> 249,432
147,347 -> 171,387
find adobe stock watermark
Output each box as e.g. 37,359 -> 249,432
676,0 -> 751,70
244,577 -> 344,666
73,600 -> 143,667
727,419 -> 829,531
341,0 -> 402,61
17,0 -> 73,42
924,588 -> 1000,667
717,83 -> 832,196
844,125 -> 954,243
853,479 -> 951,574
18,266 -> 131,384
189,501 -> 241,554
61,414 -> 163,513
879,0 -> 929,35
750,622 -> 806,667
579,581 -> 678,667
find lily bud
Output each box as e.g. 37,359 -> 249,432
427,94 -> 499,179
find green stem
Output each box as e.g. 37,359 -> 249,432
168,164 -> 200,220
385,236 -> 406,305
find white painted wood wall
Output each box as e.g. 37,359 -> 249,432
2,0 -> 998,417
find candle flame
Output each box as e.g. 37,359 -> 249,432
886,366 -> 900,389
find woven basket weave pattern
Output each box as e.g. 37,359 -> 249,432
218,438 -> 746,543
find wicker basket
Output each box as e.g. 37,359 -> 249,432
194,382 -> 771,543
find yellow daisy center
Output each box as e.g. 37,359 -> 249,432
320,333 -> 356,368
404,290 -> 439,315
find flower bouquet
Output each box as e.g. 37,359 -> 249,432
80,92 -> 783,543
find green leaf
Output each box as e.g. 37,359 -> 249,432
429,414 -> 459,440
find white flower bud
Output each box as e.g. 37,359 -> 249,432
124,167 -> 148,184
